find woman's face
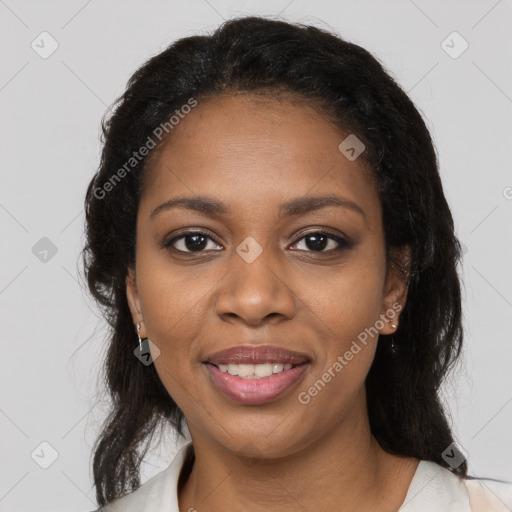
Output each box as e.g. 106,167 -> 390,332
126,93 -> 408,458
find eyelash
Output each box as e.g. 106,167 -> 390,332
162,229 -> 352,254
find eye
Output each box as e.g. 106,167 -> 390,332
163,228 -> 352,255
290,230 -> 351,253
163,230 -> 223,253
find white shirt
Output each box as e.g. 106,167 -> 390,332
97,441 -> 512,511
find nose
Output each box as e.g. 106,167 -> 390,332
215,244 -> 296,327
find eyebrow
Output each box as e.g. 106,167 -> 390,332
150,195 -> 367,222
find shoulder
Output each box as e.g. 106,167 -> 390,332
97,441 -> 193,512
400,460 -> 512,512
464,475 -> 512,511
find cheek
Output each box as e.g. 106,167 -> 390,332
135,246 -> 212,352
295,257 -> 385,393
151,356 -> 217,437
302,259 -> 385,337
132,241 -> 231,408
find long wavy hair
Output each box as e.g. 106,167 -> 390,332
82,15 -> 466,507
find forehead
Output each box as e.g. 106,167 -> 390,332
140,93 -> 379,220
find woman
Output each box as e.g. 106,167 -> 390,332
82,16 -> 512,511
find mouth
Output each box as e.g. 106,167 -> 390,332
203,345 -> 311,405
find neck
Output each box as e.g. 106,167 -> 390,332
178,399 -> 418,512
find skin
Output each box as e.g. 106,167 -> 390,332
126,93 -> 418,512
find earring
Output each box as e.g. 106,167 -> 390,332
391,323 -> 397,329
136,323 -> 143,353
135,322 -> 156,366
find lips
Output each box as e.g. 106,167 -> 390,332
204,345 -> 310,365
203,345 -> 311,405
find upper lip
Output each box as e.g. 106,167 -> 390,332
204,345 -> 311,366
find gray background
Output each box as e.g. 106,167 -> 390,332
1,0 -> 511,510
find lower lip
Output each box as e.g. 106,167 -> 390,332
204,363 -> 310,405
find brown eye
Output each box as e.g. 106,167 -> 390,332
290,230 -> 352,253
164,231 -> 223,253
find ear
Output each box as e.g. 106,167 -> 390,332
379,245 -> 411,335
126,267 -> 146,338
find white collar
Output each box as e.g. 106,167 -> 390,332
101,441 -> 193,512
100,442 -> 512,511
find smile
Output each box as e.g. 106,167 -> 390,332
203,344 -> 311,405
217,362 -> 294,378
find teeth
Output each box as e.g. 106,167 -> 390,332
238,364 -> 255,377
227,364 -> 238,375
272,363 -> 284,373
255,362 -> 273,377
217,362 -> 296,378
